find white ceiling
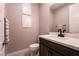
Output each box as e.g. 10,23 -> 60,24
50,3 -> 72,10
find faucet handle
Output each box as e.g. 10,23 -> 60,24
63,29 -> 66,33
62,25 -> 66,33
58,29 -> 61,32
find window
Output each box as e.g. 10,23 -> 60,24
22,3 -> 32,27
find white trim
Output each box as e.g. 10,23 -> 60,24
7,48 -> 30,56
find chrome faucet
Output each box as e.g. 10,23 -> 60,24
58,29 -> 64,37
57,25 -> 66,37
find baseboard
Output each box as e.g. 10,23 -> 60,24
7,48 -> 30,56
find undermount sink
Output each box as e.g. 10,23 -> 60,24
49,32 -> 79,39
48,35 -> 69,40
48,32 -> 66,39
47,33 -> 79,45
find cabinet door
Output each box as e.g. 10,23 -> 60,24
39,44 -> 49,56
48,50 -> 53,56
40,44 -> 62,56
53,51 -> 62,56
48,49 -> 62,56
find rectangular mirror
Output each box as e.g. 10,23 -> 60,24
50,3 -> 79,33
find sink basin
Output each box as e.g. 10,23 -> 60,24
48,35 -> 65,40
49,32 -> 79,38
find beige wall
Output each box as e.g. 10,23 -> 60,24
5,3 -> 69,54
39,3 -> 53,34
50,9 -> 54,32
52,5 -> 69,32
5,3 -> 39,54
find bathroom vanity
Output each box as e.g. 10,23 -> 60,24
39,3 -> 79,56
39,34 -> 79,56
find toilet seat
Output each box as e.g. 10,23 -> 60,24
29,43 -> 39,51
30,43 -> 39,48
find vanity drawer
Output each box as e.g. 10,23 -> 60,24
40,37 -> 79,56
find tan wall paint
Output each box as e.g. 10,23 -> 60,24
52,5 -> 69,32
49,9 -> 54,32
39,3 -> 53,34
5,3 -> 39,54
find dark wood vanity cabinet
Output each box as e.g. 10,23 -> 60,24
39,38 -> 79,56
40,42 -> 62,56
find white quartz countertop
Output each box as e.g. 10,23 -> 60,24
39,34 -> 79,51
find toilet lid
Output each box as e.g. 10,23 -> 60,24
29,43 -> 39,48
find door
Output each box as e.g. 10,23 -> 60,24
69,4 -> 79,33
0,3 -> 4,56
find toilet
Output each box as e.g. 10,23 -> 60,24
29,43 -> 39,56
